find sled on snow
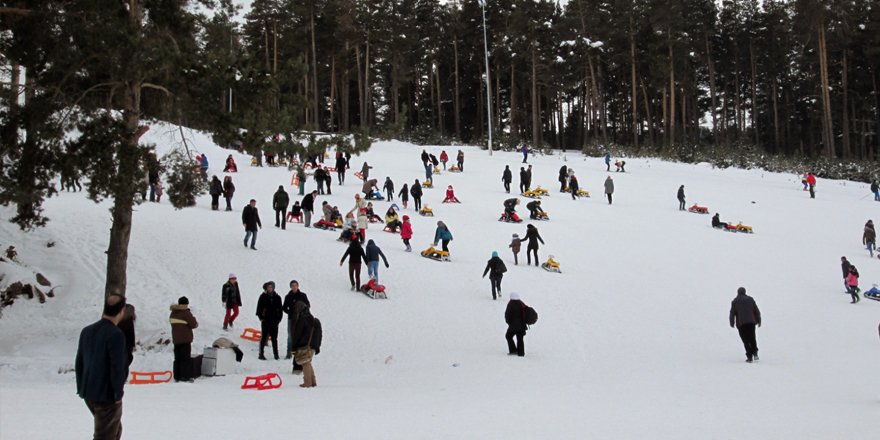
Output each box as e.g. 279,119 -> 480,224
313,219 -> 338,230
422,180 -> 434,189
419,206 -> 434,217
541,255 -> 561,273
864,286 -> 880,301
421,246 -> 451,262
383,225 -> 400,234
499,212 -> 523,223
239,327 -> 267,342
688,204 -> 709,214
360,279 -> 388,299
129,370 -> 173,385
530,211 -> 550,221
521,189 -> 543,199
448,165 -> 462,173
353,171 -> 364,181
241,373 -> 282,390
724,222 -> 754,234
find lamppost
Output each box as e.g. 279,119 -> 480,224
479,0 -> 493,155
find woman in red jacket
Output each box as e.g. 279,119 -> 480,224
400,215 -> 413,252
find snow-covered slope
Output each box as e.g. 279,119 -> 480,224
1,122 -> 878,439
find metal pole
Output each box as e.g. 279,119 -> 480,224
228,87 -> 233,113
481,1 -> 493,155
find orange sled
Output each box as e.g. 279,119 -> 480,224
240,327 -> 266,342
129,370 -> 173,385
241,373 -> 283,390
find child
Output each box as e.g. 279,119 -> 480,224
398,183 -> 409,209
509,233 -> 521,265
385,207 -> 401,232
365,202 -> 383,223
287,201 -> 303,223
155,181 -> 164,203
615,160 -> 626,172
846,265 -> 860,303
401,215 -> 413,252
443,185 -> 461,203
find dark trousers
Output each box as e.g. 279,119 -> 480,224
519,182 -> 526,194
457,160 -> 463,171
440,239 -> 450,252
678,198 -> 685,210
173,343 -> 192,381
490,275 -> 502,299
526,247 -> 539,266
211,194 -> 220,210
349,262 -> 362,288
85,400 -> 123,440
512,251 -> 519,265
809,184 -> 815,198
606,193 -> 613,204
260,321 -> 279,358
387,190 -> 393,201
338,170 -> 345,184
275,208 -> 287,229
559,180 -> 566,192
225,196 -> 232,211
504,181 -> 510,193
506,329 -> 525,356
737,324 -> 758,359
414,197 -> 422,210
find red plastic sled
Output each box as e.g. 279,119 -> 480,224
240,327 -> 265,342
353,171 -> 364,181
130,370 -> 173,385
241,373 -> 283,390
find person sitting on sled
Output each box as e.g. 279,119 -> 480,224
526,200 -> 545,219
503,198 -> 520,221
330,206 -> 343,225
385,207 -> 401,232
287,201 -> 303,223
365,202 -> 383,223
712,213 -> 728,229
443,185 -> 461,203
340,217 -> 363,243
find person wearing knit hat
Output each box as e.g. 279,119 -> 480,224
401,215 -> 413,252
509,233 -> 522,265
482,251 -> 508,300
170,296 -> 198,381
255,281 -> 283,360
505,292 -> 527,356
222,274 -> 242,330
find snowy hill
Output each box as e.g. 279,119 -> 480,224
1,122 -> 878,439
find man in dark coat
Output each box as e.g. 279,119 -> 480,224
335,152 -> 347,184
256,281 -> 283,360
729,287 -> 762,362
504,292 -> 527,356
76,294 -> 128,440
383,177 -> 395,201
558,165 -> 568,192
519,224 -> 545,266
519,167 -> 528,194
301,190 -> 318,227
242,199 -> 261,250
677,185 -> 686,211
482,251 -> 508,300
273,185 -> 290,229
314,166 -> 326,194
841,256 -> 852,291
502,166 -> 512,193
410,180 -> 423,211
526,200 -> 545,219
525,165 -> 533,191
169,296 -> 199,382
340,240 -> 369,290
292,307 -> 322,388
222,274 -> 242,330
282,280 -> 311,362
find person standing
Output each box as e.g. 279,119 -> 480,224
148,162 -> 160,202
335,152 -> 347,185
401,215 -> 413,252
222,274 -> 242,330
604,152 -> 611,171
361,162 -> 372,181
365,240 -> 390,283
398,183 -> 410,209
297,167 -> 306,196
117,303 -> 137,371
558,165 -> 568,192
323,171 -> 333,195
846,266 -> 861,303
519,167 -> 528,194
433,221 -> 453,252
292,307 -> 322,388
456,150 -> 464,171
410,180 -> 423,211
525,165 -> 533,192
301,190 -> 318,227
273,185 -> 290,230
256,281 -> 283,360
482,251 -> 508,300
383,177 -> 395,202
677,185 -> 686,211
806,172 -> 817,198
871,180 -> 879,201
505,292 -> 527,357
729,287 -> 761,363
568,171 -> 579,200
440,150 -> 449,170
841,256 -> 852,292
282,280 -> 311,362
509,234 -> 521,265
519,224 -> 545,267
349,193 -> 369,241
864,220 -> 876,257
314,166 -> 326,195
521,145 -> 529,163
604,176 -> 615,205
502,165 -> 512,193
169,296 -> 199,382
223,176 -> 235,211
200,154 -> 209,181
340,239 -> 369,290
242,199 -> 262,250
76,294 -> 128,440
209,176 -> 223,210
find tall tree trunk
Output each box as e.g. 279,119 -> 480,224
435,62 -> 443,133
818,22 -> 834,157
772,78 -> 780,152
629,16 -> 639,149
749,41 -> 759,145
531,45 -> 539,147
705,32 -> 718,141
640,79 -> 654,149
355,46 -> 364,127
365,41 -> 372,126
841,51 -> 850,158
668,34 -> 675,146
510,62 -> 517,137
273,21 -> 278,74
310,7 -> 319,130
494,63 -> 502,134
587,55 -> 602,143
330,56 -> 337,132
453,37 -> 460,140
477,63 -> 484,139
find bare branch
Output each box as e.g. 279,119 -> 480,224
140,83 -> 172,96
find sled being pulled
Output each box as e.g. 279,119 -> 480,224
422,180 -> 434,189
864,286 -> 880,301
574,189 -> 591,198
419,206 -> 434,217
521,189 -> 543,199
421,246 -> 451,262
360,279 -> 388,299
541,255 -> 561,273
725,222 -> 754,234
688,204 -> 709,214
448,165 -> 462,173
499,212 -> 523,223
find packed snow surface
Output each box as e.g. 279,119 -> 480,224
1,123 -> 879,439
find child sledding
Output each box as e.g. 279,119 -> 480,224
443,185 -> 461,203
338,218 -> 364,243
712,213 -> 754,233
500,198 -> 523,223
365,202 -> 383,223
541,255 -> 561,273
384,206 -> 402,233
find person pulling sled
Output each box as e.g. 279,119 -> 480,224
500,198 -> 522,223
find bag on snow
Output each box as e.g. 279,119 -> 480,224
524,306 -> 538,325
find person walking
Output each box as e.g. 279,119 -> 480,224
871,180 -> 879,201
846,265 -> 861,303
502,165 -> 512,193
222,274 -> 242,330
75,294 -> 128,440
383,177 -> 395,202
841,256 -> 852,292
340,239 -> 369,290
282,280 -> 310,362
558,165 -> 568,192
604,152 -> 611,171
301,190 -> 318,228
482,251 -> 508,300
256,281 -> 283,360
729,287 -> 761,362
273,185 -> 290,230
440,150 -> 449,170
209,176 -> 223,210
433,221 -> 453,252
504,292 -> 528,357
677,185 -> 686,211
519,167 -> 528,194
335,152 -> 347,185
223,176 -> 235,211
568,171 -> 579,200
169,296 -> 198,382
519,224 -> 545,267
365,239 -> 390,282
509,234 -> 521,265
292,306 -> 322,388
242,199 -> 262,250
864,220 -> 876,257
361,162 -> 372,181
398,183 -> 410,209
411,180 -> 423,211
401,215 -> 413,252
806,172 -> 817,198
521,145 -> 529,163
604,176 -> 615,204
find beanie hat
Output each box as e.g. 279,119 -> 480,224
178,296 -> 189,305
228,273 -> 236,279
512,233 -> 519,239
403,215 -> 410,220
492,251 -> 498,258
509,292 -> 520,301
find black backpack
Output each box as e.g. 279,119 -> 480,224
524,306 -> 538,325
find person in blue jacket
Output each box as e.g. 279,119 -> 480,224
433,221 -> 453,252
200,153 -> 209,181
365,239 -> 390,283
521,145 -> 529,163
604,152 -> 611,171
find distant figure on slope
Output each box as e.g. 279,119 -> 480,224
604,176 -> 615,205
502,165 -> 513,193
604,152 -> 611,171
456,150 -> 465,171
729,287 -> 761,362
401,215 -> 413,252
568,171 -> 579,200
385,206 -> 401,232
519,224 -> 545,267
863,220 -> 876,258
519,167 -> 528,194
509,233 -> 521,265
526,200 -> 545,219
482,251 -> 508,300
558,165 -> 568,192
340,239 -> 369,291
273,185 -> 290,230
840,256 -> 852,292
383,177 -> 395,202
712,213 -> 728,229
801,173 -> 809,191
242,199 -> 262,250
677,185 -> 686,211
223,176 -> 235,211
806,172 -> 816,198
614,160 -> 626,172
335,152 -> 347,185
871,180 -> 879,201
362,178 -> 379,199
301,190 -> 317,227
224,154 -> 237,173
209,175 -> 224,210
361,162 -> 372,182
846,265 -> 861,304
440,150 -> 449,170
348,193 -> 369,241
521,144 -> 529,163
398,183 -> 410,209
169,296 -> 198,382
222,274 -> 242,330
443,185 -> 461,203
505,292 -> 528,357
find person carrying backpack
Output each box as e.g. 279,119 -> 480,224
505,292 -> 536,357
292,307 -> 322,388
482,251 -> 508,300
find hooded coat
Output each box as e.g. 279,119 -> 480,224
256,286 -> 283,324
604,177 -> 615,194
365,240 -> 389,266
169,304 -> 198,344
520,224 -> 545,249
